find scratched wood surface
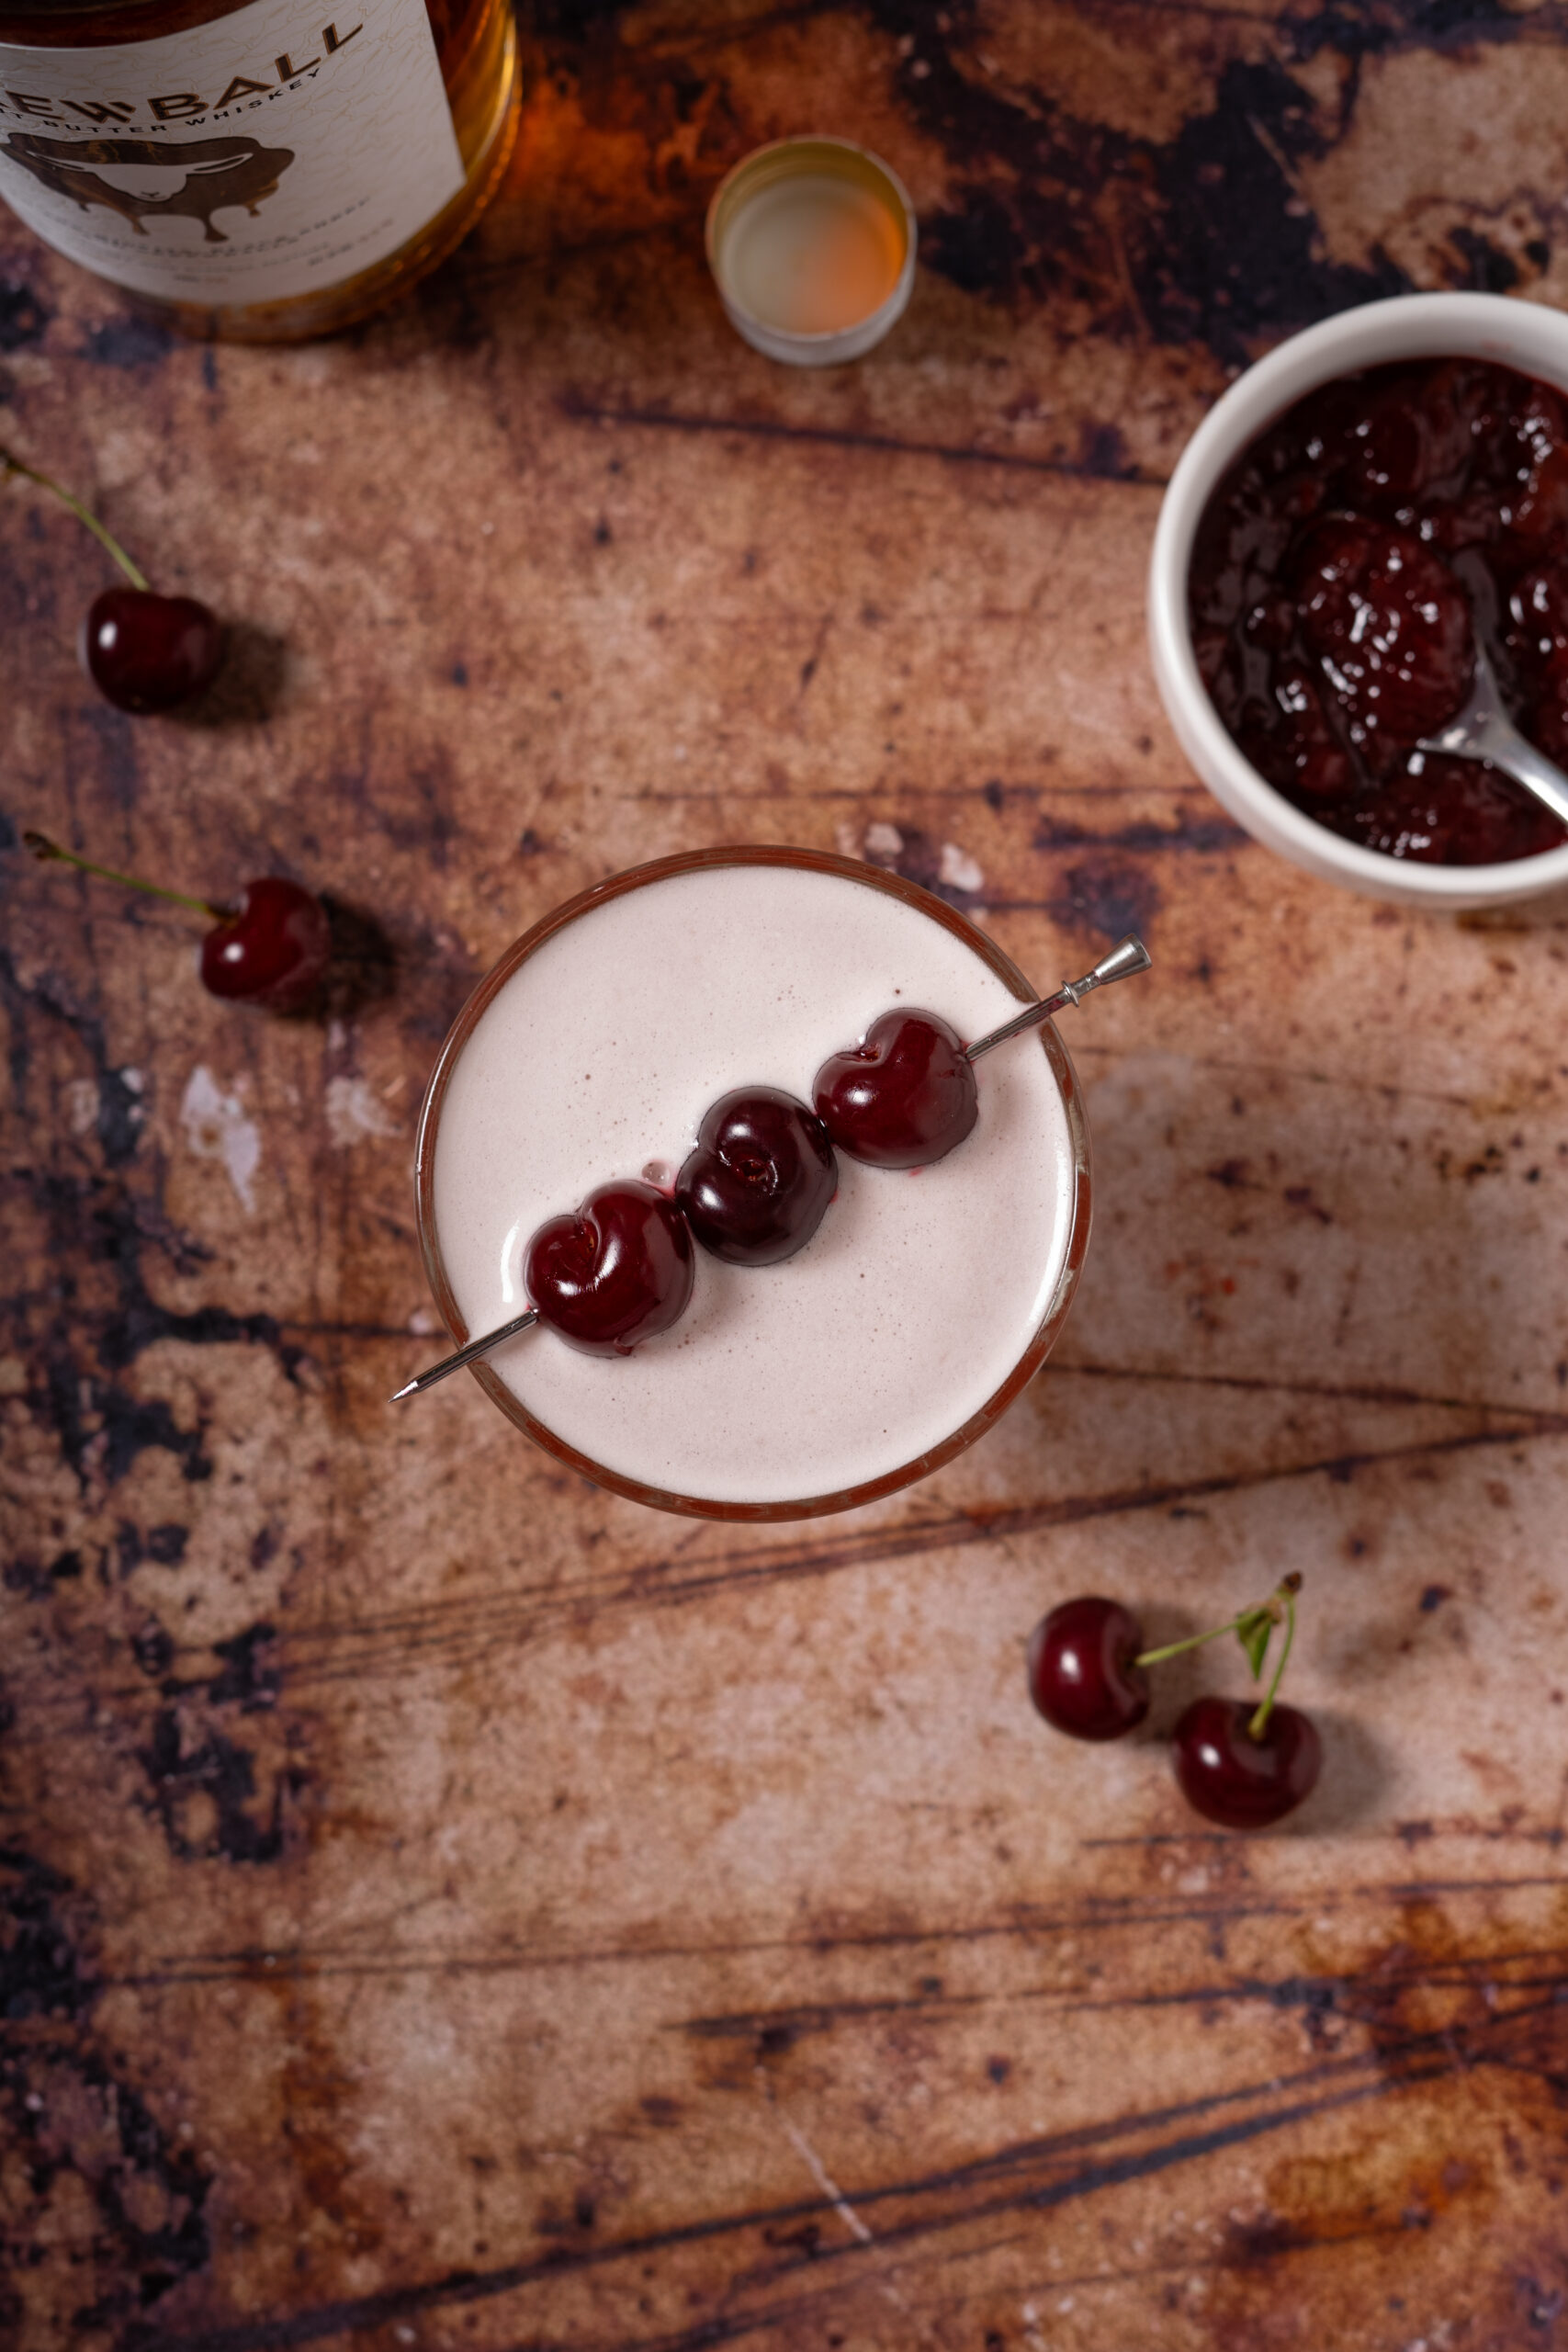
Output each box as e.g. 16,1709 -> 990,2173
5,4 -> 1568,2348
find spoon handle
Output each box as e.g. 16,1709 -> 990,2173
390,1306 -> 538,1401
964,933 -> 1152,1062
1460,713 -> 1568,829
1417,642 -> 1568,829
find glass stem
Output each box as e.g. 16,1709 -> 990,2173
25,831 -> 219,919
1,447 -> 151,592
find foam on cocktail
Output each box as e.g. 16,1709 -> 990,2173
428,862 -> 1080,1507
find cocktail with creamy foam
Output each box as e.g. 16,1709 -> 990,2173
415,847 -> 1091,1519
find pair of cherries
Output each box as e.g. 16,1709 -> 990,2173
3,447 -> 223,712
525,1008 -> 980,1356
1026,1580 -> 1320,1829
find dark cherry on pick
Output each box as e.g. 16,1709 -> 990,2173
1026,1597 -> 1150,1741
1171,1696 -> 1322,1829
525,1180 -> 694,1357
199,878 -> 333,1012
675,1087 -> 837,1266
81,585 -> 225,713
813,1009 -> 978,1170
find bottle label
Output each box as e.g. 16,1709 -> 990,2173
0,0 -> 465,309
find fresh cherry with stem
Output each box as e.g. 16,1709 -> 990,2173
2,446 -> 224,712
1139,1572 -> 1320,1828
26,831 -> 331,1012
1171,1695 -> 1321,1831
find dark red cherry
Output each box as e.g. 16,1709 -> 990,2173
1243,659 -> 1353,799
1347,386 -> 1433,503
675,1088 -> 837,1265
1171,1697 -> 1321,1829
1026,1597 -> 1150,1741
199,878 -> 332,1012
813,1010 -> 977,1170
1296,514 -> 1472,743
81,585 -> 224,713
525,1181 -> 694,1357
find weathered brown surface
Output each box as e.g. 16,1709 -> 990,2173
5,4 -> 1568,2347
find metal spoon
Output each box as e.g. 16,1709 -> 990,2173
1416,637 -> 1568,828
390,1305 -> 539,1401
391,933 -> 1153,1402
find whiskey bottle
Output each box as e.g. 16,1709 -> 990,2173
0,0 -> 520,339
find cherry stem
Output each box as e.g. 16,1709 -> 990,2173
24,831 -> 220,921
1247,1587 -> 1297,1744
0,446 -> 151,593
1133,1571 -> 1303,1671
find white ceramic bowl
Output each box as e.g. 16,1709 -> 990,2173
1147,291 -> 1568,909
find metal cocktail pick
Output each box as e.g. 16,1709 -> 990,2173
962,932 -> 1152,1061
390,933 -> 1152,1403
389,1304 -> 540,1401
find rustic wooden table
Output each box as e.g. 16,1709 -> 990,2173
6,5 -> 1568,2348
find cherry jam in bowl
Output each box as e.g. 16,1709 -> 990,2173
1149,292 -> 1568,908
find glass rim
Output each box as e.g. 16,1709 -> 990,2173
414,844 -> 1094,1521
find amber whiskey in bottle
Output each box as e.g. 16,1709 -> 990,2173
0,0 -> 519,338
